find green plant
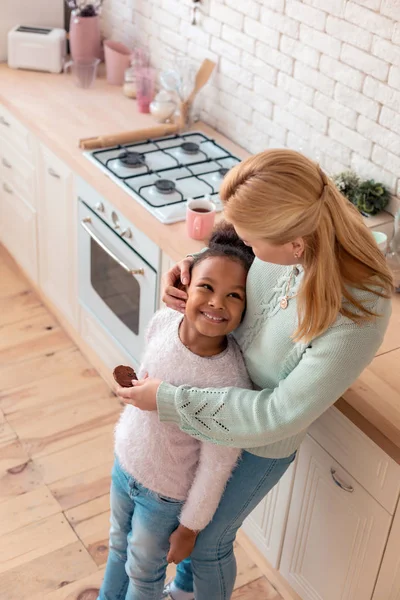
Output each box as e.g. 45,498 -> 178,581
332,170 -> 360,205
353,180 -> 391,216
333,171 -> 391,216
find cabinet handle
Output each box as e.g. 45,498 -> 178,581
1,158 -> 12,169
3,182 -> 13,194
330,468 -> 354,493
48,167 -> 60,179
0,116 -> 10,127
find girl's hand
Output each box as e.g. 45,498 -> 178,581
162,257 -> 194,313
167,525 -> 198,564
115,378 -> 161,411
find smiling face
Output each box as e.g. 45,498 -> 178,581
185,256 -> 247,337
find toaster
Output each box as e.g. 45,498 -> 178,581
8,25 -> 66,74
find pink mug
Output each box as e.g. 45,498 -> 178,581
186,198 -> 216,241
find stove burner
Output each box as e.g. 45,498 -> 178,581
218,167 -> 229,177
155,179 -> 176,194
118,151 -> 146,168
180,141 -> 200,155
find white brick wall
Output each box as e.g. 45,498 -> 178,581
102,0 -> 400,207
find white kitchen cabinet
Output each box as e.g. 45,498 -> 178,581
242,462 -> 296,568
0,179 -> 38,281
37,145 -> 78,327
372,502 -> 400,600
280,435 -> 392,600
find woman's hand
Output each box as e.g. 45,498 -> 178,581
162,257 -> 194,313
115,377 -> 161,411
167,524 -> 198,564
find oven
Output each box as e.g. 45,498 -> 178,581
77,178 -> 160,367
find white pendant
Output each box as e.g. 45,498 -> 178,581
280,297 -> 288,309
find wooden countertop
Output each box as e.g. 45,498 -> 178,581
1,64 -> 399,463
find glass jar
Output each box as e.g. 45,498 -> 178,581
123,66 -> 136,99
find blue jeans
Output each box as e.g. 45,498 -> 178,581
173,449 -> 297,600
98,458 -> 184,600
99,451 -> 296,600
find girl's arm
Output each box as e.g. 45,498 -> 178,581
157,315 -> 389,448
179,443 -> 241,531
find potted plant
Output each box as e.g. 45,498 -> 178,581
66,1 -> 103,62
333,171 -> 391,216
353,180 -> 391,216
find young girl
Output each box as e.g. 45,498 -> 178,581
98,223 -> 254,600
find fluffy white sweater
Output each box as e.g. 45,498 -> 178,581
115,309 -> 252,531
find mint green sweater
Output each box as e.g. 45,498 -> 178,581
157,259 -> 391,458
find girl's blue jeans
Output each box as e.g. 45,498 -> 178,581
98,451 -> 296,600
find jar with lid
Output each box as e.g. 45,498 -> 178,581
123,65 -> 136,99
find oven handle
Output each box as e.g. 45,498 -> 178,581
81,217 -> 145,276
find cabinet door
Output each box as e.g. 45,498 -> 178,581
280,435 -> 391,600
372,501 -> 400,600
37,146 -> 77,326
242,462 -> 296,568
0,179 -> 38,282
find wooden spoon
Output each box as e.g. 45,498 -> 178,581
179,59 -> 216,126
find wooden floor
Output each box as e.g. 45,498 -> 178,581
0,244 -> 283,600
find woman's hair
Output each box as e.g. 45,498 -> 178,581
192,221 -> 255,274
220,149 -> 393,342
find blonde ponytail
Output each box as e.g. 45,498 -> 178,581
221,150 -> 393,342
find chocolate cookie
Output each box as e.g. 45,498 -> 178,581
113,365 -> 137,388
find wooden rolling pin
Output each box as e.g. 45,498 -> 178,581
79,123 -> 181,150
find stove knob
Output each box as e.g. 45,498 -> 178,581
95,202 -> 105,213
121,228 -> 132,239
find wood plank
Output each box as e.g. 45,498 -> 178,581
234,541 -> 263,590
0,452 -> 44,503
0,513 -> 77,574
232,577 -> 283,599
0,541 -> 97,600
34,431 -> 114,485
0,421 -> 17,448
71,510 -> 111,567
0,309 -> 73,367
65,495 -> 110,529
0,346 -> 85,399
0,357 -> 106,418
0,486 -> 61,537
10,391 -> 121,459
48,461 -> 113,512
34,567 -> 105,600
0,289 -> 42,327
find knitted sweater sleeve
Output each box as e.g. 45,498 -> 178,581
156,311 -> 389,448
179,444 -> 241,530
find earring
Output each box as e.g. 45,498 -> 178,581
294,252 -> 300,259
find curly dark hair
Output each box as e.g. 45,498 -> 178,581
191,221 -> 255,274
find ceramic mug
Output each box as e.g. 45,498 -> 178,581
186,198 -> 216,240
372,231 -> 388,254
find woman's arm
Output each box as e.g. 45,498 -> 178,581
157,317 -> 388,448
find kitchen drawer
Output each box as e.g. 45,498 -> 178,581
0,104 -> 34,162
0,138 -> 36,207
309,406 -> 400,514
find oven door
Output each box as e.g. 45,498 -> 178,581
78,201 -> 157,363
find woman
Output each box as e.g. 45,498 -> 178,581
116,150 -> 392,600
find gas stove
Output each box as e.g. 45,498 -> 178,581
84,132 -> 241,224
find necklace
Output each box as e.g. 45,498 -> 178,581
280,266 -> 299,310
